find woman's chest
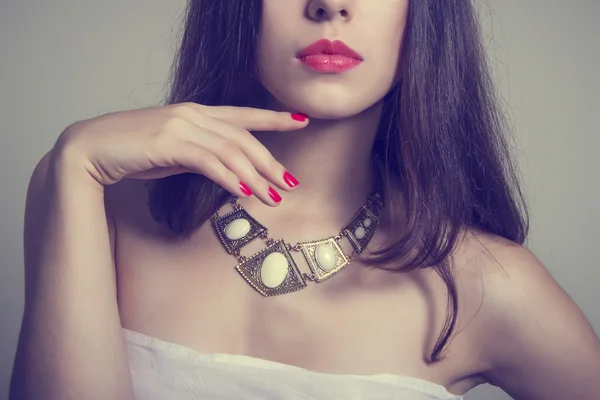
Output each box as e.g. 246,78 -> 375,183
115,229 -> 454,376
114,219 -> 487,397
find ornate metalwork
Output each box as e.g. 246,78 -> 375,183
235,240 -> 307,297
296,237 -> 350,283
343,206 -> 380,254
210,155 -> 386,297
212,208 -> 267,255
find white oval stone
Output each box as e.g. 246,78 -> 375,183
224,218 -> 251,240
260,252 -> 289,288
363,218 -> 373,228
316,244 -> 337,272
354,226 -> 366,240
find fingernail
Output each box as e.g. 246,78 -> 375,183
283,172 -> 299,188
268,187 -> 282,203
239,181 -> 253,197
291,113 -> 308,122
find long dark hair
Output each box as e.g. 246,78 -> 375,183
149,0 -> 529,362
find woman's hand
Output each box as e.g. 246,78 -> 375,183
56,102 -> 308,206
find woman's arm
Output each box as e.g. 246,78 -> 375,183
8,104 -> 305,400
477,238 -> 600,399
9,149 -> 134,400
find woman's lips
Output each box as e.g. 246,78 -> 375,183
296,39 -> 363,73
299,54 -> 362,73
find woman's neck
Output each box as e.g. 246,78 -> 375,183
240,100 -> 384,233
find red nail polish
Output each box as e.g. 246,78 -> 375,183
268,187 -> 282,203
283,172 -> 299,188
291,113 -> 308,122
239,181 -> 253,197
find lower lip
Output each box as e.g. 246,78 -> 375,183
298,54 -> 362,73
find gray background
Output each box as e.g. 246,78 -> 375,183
1,1 -> 598,399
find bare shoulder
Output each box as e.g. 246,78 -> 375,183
455,229 -> 600,399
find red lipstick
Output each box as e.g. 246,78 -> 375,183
296,39 -> 363,73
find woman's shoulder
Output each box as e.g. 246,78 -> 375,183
453,229 -> 600,396
450,228 -> 551,353
454,228 -> 559,334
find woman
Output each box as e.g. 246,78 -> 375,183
10,0 -> 600,399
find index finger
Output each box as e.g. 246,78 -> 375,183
181,103 -> 309,132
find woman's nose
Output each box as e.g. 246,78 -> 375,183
307,0 -> 354,22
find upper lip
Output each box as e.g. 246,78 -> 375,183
296,39 -> 363,60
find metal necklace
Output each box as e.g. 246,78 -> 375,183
211,159 -> 385,297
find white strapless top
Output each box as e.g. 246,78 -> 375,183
124,328 -> 463,400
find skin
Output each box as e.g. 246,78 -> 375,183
12,0 -> 600,399
114,0 -> 600,397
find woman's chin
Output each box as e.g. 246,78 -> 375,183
298,108 -> 357,120
262,83 -> 386,120
280,97 -> 373,120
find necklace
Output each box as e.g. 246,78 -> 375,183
211,160 -> 385,297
